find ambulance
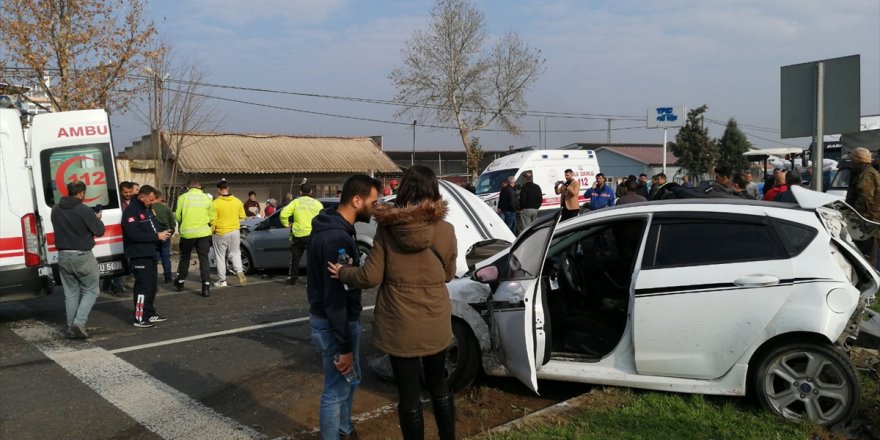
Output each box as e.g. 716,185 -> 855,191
0,108 -> 126,302
474,149 -> 601,211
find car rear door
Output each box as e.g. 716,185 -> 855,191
633,212 -> 795,379
30,110 -> 126,277
489,212 -> 559,392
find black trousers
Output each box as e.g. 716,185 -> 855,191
390,350 -> 449,411
560,208 -> 579,221
288,236 -> 310,279
177,236 -> 212,284
131,257 -> 158,322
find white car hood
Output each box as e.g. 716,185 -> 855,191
791,185 -> 880,242
439,180 -> 516,276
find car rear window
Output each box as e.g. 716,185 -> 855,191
644,215 -> 784,268
40,143 -> 119,209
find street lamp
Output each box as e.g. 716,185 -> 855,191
411,120 -> 417,167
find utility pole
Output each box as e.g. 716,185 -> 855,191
411,120 -> 417,167
606,119 -> 612,144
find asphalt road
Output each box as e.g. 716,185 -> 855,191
0,269 -> 403,439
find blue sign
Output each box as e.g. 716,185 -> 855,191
655,107 -> 678,122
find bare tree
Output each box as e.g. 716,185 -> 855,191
0,0 -> 156,113
391,0 -> 543,177
127,41 -> 225,195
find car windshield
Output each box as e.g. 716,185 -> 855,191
475,169 -> 517,195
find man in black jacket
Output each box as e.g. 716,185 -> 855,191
497,176 -> 518,233
50,181 -> 106,339
307,174 -> 380,440
122,185 -> 172,328
517,172 -> 543,232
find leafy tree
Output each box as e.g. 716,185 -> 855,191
390,0 -> 544,178
0,0 -> 156,113
670,105 -> 717,178
717,118 -> 751,172
465,137 -> 484,177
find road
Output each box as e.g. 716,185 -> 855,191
0,269 -> 586,439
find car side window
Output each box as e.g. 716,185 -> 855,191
772,219 -> 817,258
268,213 -> 284,229
643,215 -> 784,269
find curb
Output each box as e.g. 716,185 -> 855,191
470,391 -> 596,438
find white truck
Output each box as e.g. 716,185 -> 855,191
0,108 -> 126,301
474,149 -> 601,211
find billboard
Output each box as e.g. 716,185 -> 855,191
780,55 -> 860,139
646,106 -> 686,129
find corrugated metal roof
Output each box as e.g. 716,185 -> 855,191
597,145 -> 678,166
164,132 -> 400,174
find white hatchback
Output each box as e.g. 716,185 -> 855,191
443,186 -> 878,427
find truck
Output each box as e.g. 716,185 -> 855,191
0,108 -> 126,302
474,149 -> 601,211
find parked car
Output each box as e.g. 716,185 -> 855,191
214,182 -> 515,276
375,185 -> 878,426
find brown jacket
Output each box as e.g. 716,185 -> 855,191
846,163 -> 880,237
338,200 -> 457,357
555,179 -> 581,210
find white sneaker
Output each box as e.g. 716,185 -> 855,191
213,280 -> 228,287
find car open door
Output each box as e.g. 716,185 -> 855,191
488,212 -> 560,393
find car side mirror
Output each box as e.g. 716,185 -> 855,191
474,266 -> 498,283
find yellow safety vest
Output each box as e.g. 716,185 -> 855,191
280,196 -> 323,238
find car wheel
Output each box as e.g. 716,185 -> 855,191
357,242 -> 371,266
226,247 -> 253,275
751,341 -> 859,426
445,319 -> 481,392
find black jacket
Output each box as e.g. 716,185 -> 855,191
498,185 -> 518,212
122,198 -> 161,259
50,196 -> 105,251
519,182 -> 543,210
307,208 -> 363,353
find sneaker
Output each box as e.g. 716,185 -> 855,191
201,283 -> 211,297
213,280 -> 228,287
148,315 -> 168,323
237,272 -> 247,287
133,321 -> 155,328
174,280 -> 185,292
71,323 -> 89,339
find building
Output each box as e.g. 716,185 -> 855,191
586,144 -> 682,182
119,131 -> 400,205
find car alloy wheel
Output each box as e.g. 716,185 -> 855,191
753,342 -> 859,426
226,247 -> 253,275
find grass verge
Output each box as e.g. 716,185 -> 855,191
481,372 -> 880,440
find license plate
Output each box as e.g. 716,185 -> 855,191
98,260 -> 124,275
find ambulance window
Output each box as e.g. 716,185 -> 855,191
40,143 -> 119,209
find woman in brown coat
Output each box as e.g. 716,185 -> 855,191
328,165 -> 458,440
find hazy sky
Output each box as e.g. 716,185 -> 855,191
112,0 -> 880,152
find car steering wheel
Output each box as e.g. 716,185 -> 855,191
561,253 -> 586,296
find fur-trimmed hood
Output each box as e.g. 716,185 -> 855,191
372,199 -> 448,252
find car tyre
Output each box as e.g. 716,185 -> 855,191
751,341 -> 859,427
226,247 -> 253,275
445,319 -> 481,392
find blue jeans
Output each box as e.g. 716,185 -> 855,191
310,317 -> 361,439
57,250 -> 100,328
501,210 -> 516,233
157,239 -> 172,281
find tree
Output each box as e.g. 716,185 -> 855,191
0,0 -> 156,113
670,105 -> 718,179
390,0 -> 544,178
716,118 -> 751,172
464,137 -> 484,177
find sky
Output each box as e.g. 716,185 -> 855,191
112,0 -> 880,153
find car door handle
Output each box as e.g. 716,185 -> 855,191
733,275 -> 780,287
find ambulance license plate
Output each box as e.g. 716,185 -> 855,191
98,260 -> 124,275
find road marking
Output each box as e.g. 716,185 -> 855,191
9,319 -> 264,440
110,306 -> 376,354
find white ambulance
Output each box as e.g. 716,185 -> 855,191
474,149 -> 601,211
0,108 -> 126,302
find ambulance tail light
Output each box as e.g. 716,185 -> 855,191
21,213 -> 40,267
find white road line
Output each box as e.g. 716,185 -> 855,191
9,320 -> 265,440
110,306 -> 376,354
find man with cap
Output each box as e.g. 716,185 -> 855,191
846,147 -> 880,267
174,180 -> 216,297
212,179 -> 248,287
280,183 -> 324,285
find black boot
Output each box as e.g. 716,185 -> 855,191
201,282 -> 210,297
397,403 -> 424,440
174,279 -> 185,292
432,395 -> 456,440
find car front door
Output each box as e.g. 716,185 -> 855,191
249,212 -> 292,269
489,212 -> 559,392
633,212 -> 795,379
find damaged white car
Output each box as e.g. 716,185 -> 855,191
378,186 -> 879,427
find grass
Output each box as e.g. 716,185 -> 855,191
480,372 -> 880,440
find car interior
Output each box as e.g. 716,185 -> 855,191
540,218 -> 647,361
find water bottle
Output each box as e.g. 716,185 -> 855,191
334,354 -> 359,384
338,248 -> 351,290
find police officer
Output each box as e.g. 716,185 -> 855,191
280,183 -> 323,285
174,180 -> 216,297
122,185 -> 172,328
